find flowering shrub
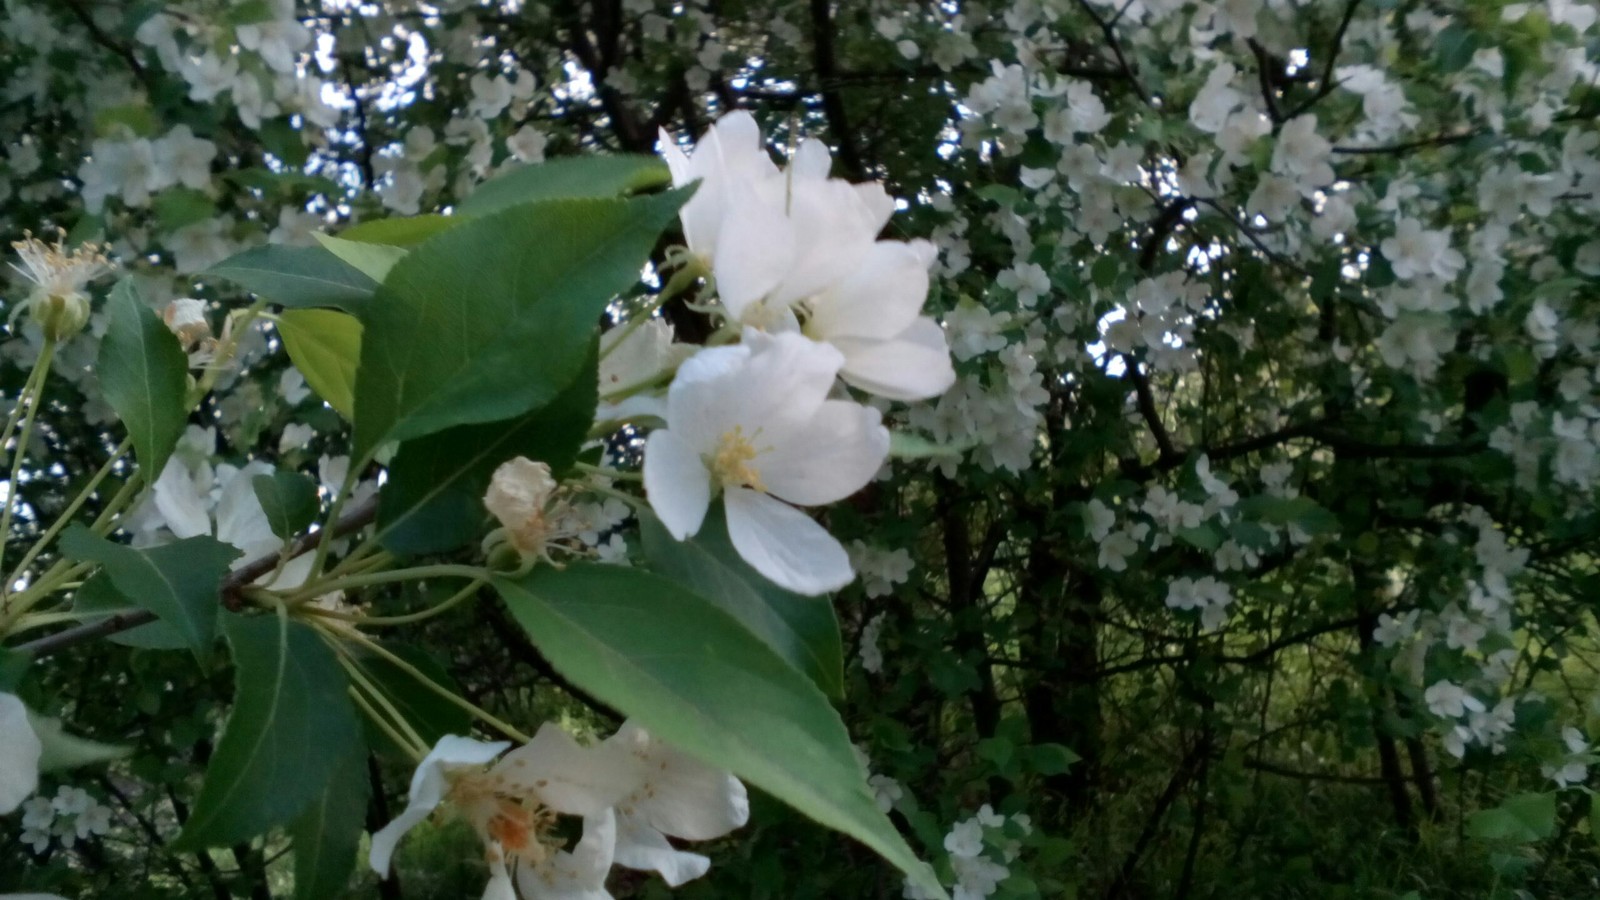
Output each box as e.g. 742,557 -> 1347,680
0,1 -> 1598,898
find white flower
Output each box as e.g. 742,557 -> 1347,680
9,231 -> 113,339
152,125 -> 217,192
1424,680 -> 1484,719
800,239 -> 955,401
597,318 -> 687,421
944,818 -> 985,859
1380,218 -> 1466,282
0,692 -> 42,814
1373,610 -> 1419,647
644,332 -> 890,595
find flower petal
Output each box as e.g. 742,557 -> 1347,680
151,459 -> 211,539
711,186 -> 795,321
759,400 -> 889,507
613,810 -> 711,887
723,487 -> 853,594
607,721 -> 750,841
643,429 -> 711,541
491,723 -> 633,817
516,809 -> 617,900
0,693 -> 42,815
807,240 -> 935,342
369,735 -> 509,877
834,317 -> 957,402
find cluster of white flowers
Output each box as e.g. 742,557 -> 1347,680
905,804 -> 1031,900
19,785 -> 113,854
847,542 -> 915,599
615,113 -> 957,595
372,722 -> 748,899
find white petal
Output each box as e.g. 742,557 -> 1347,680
593,394 -> 667,426
0,693 -> 42,815
613,810 -> 711,887
723,487 -> 853,595
790,138 -> 833,180
215,461 -> 280,560
608,722 -> 750,841
643,430 -> 711,541
517,810 -> 617,900
491,723 -> 633,817
759,401 -> 889,506
768,178 -> 876,307
482,850 -> 518,900
711,187 -> 795,320
151,459 -> 211,539
807,240 -> 935,342
369,735 -> 509,876
834,317 -> 957,401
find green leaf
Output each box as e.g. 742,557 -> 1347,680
26,711 -> 131,772
339,215 -> 458,247
287,737 -> 369,900
888,432 -> 971,460
351,642 -> 472,758
494,565 -> 943,897
314,232 -> 408,283
98,279 -> 190,478
252,472 -> 320,541
59,527 -> 240,661
376,345 -> 597,555
177,615 -> 362,848
206,245 -> 378,315
351,190 -> 687,460
277,309 -> 361,419
1468,792 -> 1558,843
456,155 -> 672,217
1025,743 -> 1081,776
0,648 -> 26,691
640,507 -> 846,700
71,572 -> 186,650
153,187 -> 216,231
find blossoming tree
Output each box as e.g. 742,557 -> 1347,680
1,0 -> 1599,898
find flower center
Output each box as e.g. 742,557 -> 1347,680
712,426 -> 765,491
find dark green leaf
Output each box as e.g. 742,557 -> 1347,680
1468,792 -> 1557,843
177,615 -> 362,848
456,155 -> 671,217
71,572 -> 186,650
640,507 -> 845,700
288,736 -> 369,900
377,344 -> 597,555
493,565 -> 943,897
205,245 -> 377,315
152,188 -> 216,231
60,527 -> 240,661
352,642 -> 472,758
252,472 -> 320,541
352,190 -> 687,459
98,279 -> 190,477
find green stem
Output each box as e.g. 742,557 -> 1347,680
338,651 -> 431,755
8,437 -> 130,586
597,258 -> 706,364
305,577 -> 486,627
0,339 -> 56,569
573,462 -> 641,482
282,563 -> 488,606
340,626 -> 532,744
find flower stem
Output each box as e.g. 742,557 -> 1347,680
0,338 -> 56,576
7,437 -> 130,587
339,625 -> 532,744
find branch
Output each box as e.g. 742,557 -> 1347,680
1284,0 -> 1362,120
808,0 -> 867,179
15,495 -> 379,658
61,0 -> 152,89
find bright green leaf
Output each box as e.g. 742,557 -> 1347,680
314,232 -> 408,283
59,527 -> 240,661
376,345 -> 596,555
640,507 -> 846,700
456,155 -> 671,217
351,190 -> 687,460
98,279 -> 190,478
339,215 -> 458,247
177,615 -> 362,848
27,711 -> 131,772
252,472 -> 320,541
494,565 -> 944,897
206,245 -> 378,315
277,308 -> 361,419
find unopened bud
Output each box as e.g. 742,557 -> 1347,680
31,291 -> 91,342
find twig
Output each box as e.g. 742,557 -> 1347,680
14,496 -> 379,658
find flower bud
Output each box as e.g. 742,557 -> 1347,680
30,290 -> 91,342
